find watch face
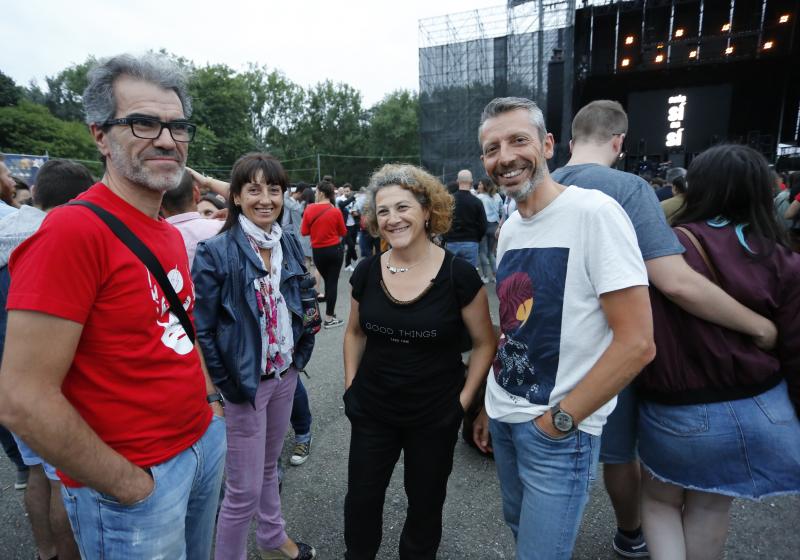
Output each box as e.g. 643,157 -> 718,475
553,411 -> 573,432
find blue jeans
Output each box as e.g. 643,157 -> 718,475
291,376 -> 312,444
478,222 -> 498,279
489,418 -> 600,560
446,241 -> 479,268
61,415 -> 226,559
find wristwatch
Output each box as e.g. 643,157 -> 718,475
207,392 -> 224,407
550,403 -> 576,434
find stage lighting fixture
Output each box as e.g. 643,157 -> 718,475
625,35 -> 635,45
779,15 -> 790,24
725,46 -> 734,55
621,58 -> 631,67
763,41 -> 774,49
675,28 -> 685,38
689,49 -> 697,58
655,54 -> 665,63
722,23 -> 731,32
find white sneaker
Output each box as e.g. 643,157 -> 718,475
323,317 -> 344,329
290,439 -> 312,466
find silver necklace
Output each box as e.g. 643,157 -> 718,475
385,245 -> 430,274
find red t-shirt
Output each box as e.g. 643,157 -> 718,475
8,183 -> 211,486
301,202 -> 346,248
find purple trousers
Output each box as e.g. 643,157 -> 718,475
214,368 -> 298,559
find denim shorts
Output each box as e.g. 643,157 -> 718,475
599,383 -> 638,464
638,381 -> 800,499
12,433 -> 59,481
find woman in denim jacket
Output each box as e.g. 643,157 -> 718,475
193,153 -> 316,560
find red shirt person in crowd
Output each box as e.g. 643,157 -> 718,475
0,53 -> 226,559
301,181 -> 347,328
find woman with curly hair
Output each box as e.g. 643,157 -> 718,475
342,164 -> 496,559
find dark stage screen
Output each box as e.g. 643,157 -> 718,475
627,85 -> 732,156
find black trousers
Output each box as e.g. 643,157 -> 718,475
312,244 -> 343,317
344,400 -> 462,560
0,423 -> 25,471
344,224 -> 359,266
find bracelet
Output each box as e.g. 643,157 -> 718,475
207,392 -> 224,407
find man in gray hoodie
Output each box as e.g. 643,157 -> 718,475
0,158 -> 93,560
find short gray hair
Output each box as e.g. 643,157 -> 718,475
83,53 -> 192,126
478,97 -> 547,145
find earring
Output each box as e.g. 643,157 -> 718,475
425,220 -> 430,229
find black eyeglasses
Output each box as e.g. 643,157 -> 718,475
102,117 -> 196,142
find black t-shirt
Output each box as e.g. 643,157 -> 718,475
348,251 -> 483,426
445,190 -> 488,243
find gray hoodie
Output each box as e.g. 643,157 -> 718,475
0,206 -> 46,268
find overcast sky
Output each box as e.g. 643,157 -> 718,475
1,0 -> 503,107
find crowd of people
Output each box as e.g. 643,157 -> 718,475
0,52 -> 798,560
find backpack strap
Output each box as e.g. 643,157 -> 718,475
674,226 -> 721,285
69,200 -> 195,345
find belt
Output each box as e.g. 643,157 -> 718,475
260,371 -> 276,381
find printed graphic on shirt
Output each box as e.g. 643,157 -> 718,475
148,266 -> 194,355
494,247 -> 568,405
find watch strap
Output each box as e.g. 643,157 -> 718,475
207,393 -> 224,406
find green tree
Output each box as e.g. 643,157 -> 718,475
0,100 -> 97,160
367,90 -> 419,160
188,64 -> 255,168
290,80 -> 369,184
243,65 -> 306,155
23,80 -> 47,105
186,124 -> 223,175
43,58 -> 95,121
0,71 -> 22,107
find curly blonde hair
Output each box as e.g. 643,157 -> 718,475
363,164 -> 454,238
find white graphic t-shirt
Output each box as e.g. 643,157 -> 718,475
486,186 -> 648,435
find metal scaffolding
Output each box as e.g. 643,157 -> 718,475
418,1 -> 576,181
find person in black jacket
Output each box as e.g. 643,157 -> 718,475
193,153 -> 317,560
442,169 -> 487,268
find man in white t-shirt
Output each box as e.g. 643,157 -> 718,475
472,97 -> 656,560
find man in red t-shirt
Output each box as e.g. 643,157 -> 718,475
0,53 -> 226,559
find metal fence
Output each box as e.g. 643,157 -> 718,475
418,1 -> 576,182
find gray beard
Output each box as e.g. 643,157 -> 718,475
506,163 -> 545,202
108,141 -> 183,193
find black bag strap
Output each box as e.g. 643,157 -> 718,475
68,200 -> 195,345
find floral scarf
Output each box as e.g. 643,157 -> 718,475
239,214 -> 294,377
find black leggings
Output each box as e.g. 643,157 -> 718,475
345,224 -> 360,266
313,244 -> 343,317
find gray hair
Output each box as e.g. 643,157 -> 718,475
478,97 -> 547,146
83,53 -> 192,125
363,163 -> 454,238
367,165 -> 426,208
665,167 -> 687,183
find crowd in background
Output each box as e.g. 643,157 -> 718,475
0,52 -> 798,560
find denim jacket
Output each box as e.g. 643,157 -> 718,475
192,224 -> 315,405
